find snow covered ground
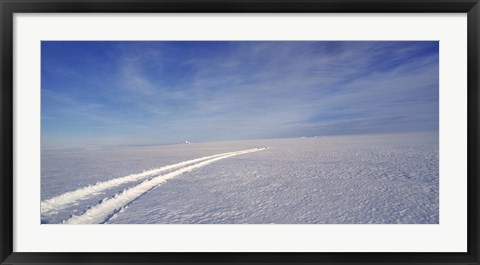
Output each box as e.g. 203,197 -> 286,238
41,132 -> 438,224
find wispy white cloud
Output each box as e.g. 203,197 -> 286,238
41,41 -> 438,148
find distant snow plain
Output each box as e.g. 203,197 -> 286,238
41,132 -> 438,224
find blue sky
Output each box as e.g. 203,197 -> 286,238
41,41 -> 438,148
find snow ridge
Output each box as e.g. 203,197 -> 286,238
64,147 -> 267,224
41,149 -> 261,216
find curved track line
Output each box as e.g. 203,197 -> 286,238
41,149 -> 261,216
64,148 -> 267,224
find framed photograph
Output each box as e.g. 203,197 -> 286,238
1,0 -> 479,264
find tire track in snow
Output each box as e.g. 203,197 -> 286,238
41,149 -> 262,216
63,148 -> 267,224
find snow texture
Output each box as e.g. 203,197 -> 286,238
63,148 -> 266,224
41,149 -> 259,216
41,133 -> 438,224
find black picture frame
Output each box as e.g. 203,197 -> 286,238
1,0 -> 479,264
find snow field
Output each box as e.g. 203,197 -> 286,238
41,148 -> 262,216
41,133 -> 438,224
42,148 -> 267,224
